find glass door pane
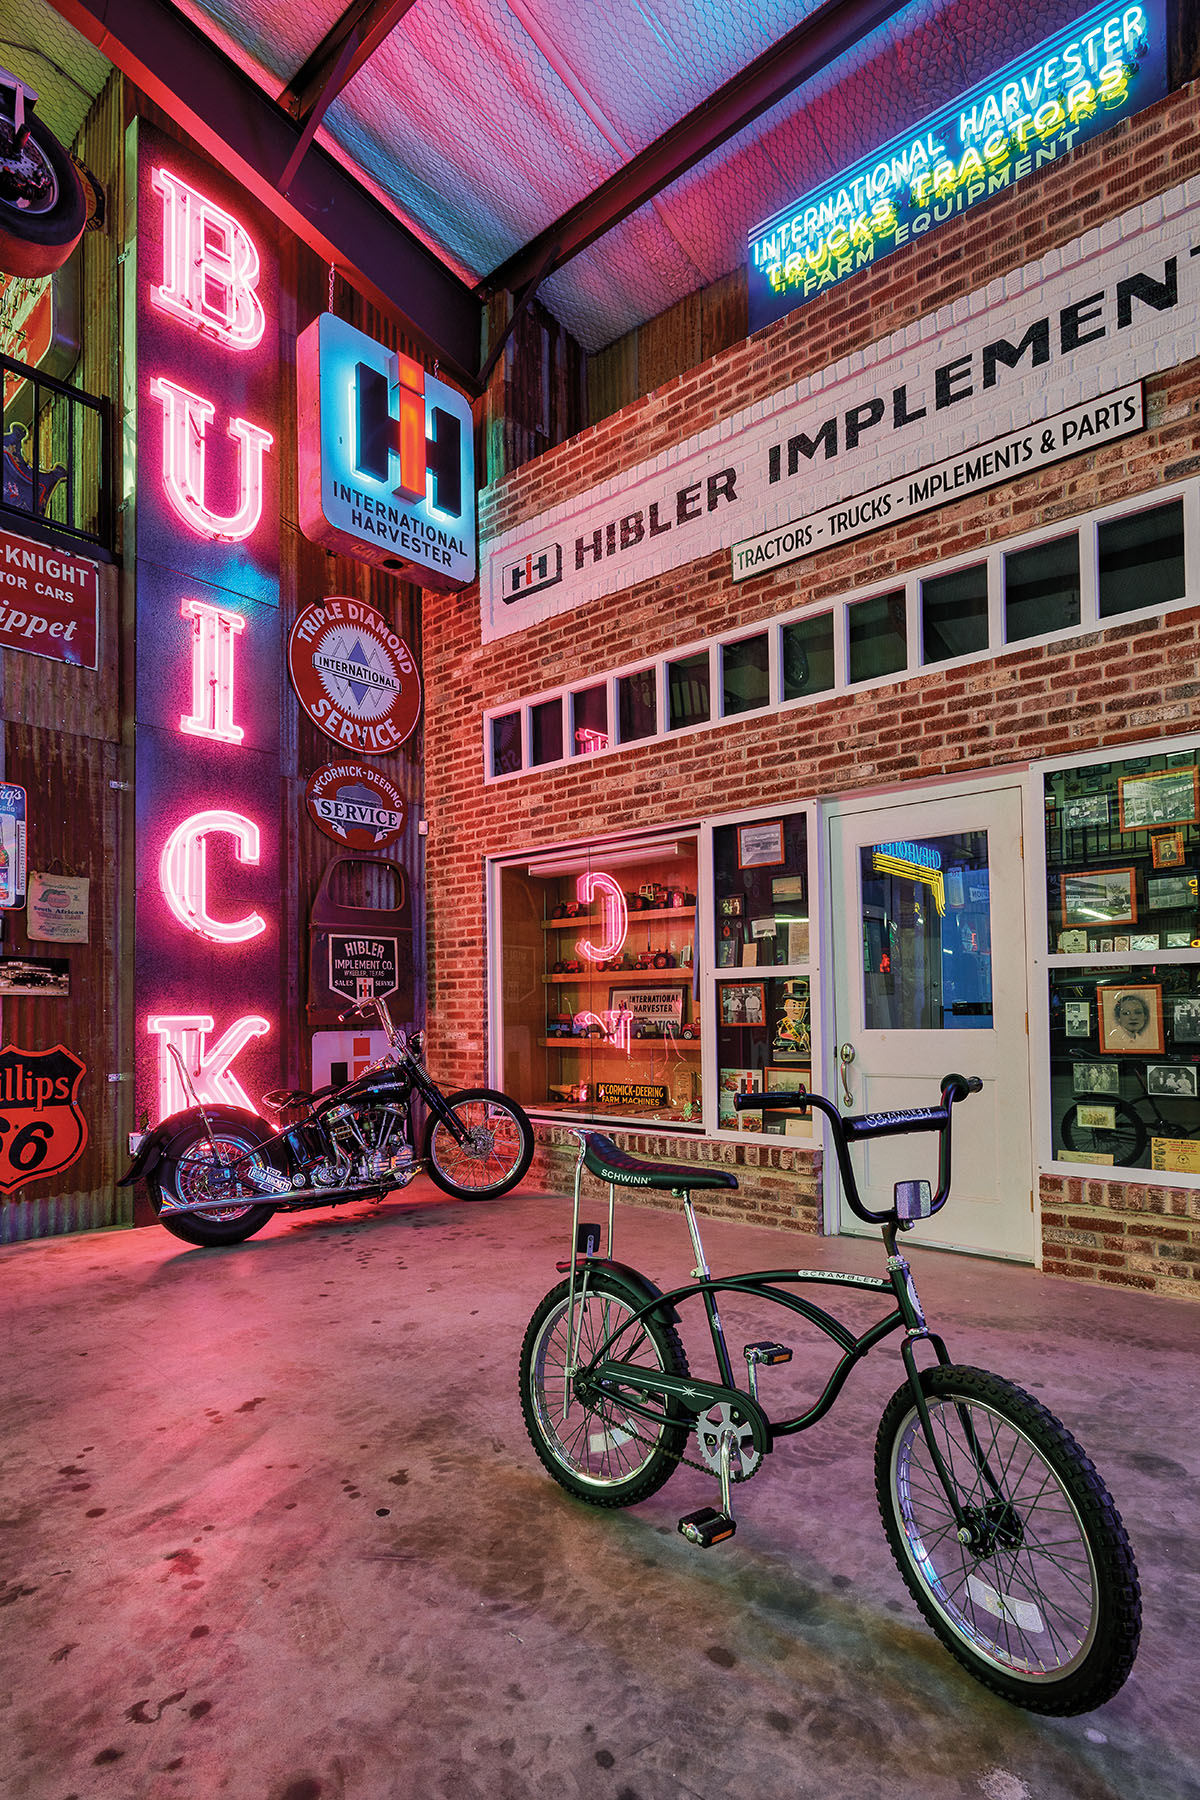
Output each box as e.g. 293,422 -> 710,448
861,833 -> 993,1031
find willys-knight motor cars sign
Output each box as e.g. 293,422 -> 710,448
288,597 -> 421,755
305,761 -> 406,850
0,1042 -> 88,1191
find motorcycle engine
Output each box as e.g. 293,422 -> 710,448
327,1101 -> 410,1184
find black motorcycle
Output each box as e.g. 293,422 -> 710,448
120,998 -> 535,1247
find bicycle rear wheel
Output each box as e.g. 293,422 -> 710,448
520,1272 -> 690,1507
876,1364 -> 1140,1714
1061,1099 -> 1146,1167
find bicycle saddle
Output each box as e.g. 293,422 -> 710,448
581,1132 -> 738,1191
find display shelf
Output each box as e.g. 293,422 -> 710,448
543,906 -> 695,929
544,968 -> 692,984
540,1037 -> 700,1052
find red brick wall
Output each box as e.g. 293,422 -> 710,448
424,84 -> 1200,1292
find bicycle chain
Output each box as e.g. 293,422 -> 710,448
582,1386 -> 749,1480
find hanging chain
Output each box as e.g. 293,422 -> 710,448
328,261 -> 336,314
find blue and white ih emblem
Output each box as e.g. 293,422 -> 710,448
297,311 -> 476,590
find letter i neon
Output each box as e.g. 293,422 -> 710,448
180,598 -> 246,743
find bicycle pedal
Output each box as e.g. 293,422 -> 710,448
744,1341 -> 792,1366
678,1507 -> 737,1548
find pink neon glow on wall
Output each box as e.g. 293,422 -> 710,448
575,870 -> 628,962
150,374 -> 272,541
152,167 -> 266,350
179,597 -> 246,742
159,810 -> 266,943
147,1013 -> 271,1115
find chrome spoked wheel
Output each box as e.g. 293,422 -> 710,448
520,1274 -> 689,1506
876,1365 -> 1140,1714
423,1088 -> 534,1199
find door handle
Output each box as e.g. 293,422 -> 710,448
839,1042 -> 855,1108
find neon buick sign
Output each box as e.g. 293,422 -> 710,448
747,1 -> 1166,331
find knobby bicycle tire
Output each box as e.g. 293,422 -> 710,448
875,1364 -> 1140,1714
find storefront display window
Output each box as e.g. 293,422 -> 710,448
1005,535 -> 1079,642
495,833 -> 701,1128
1044,743 -> 1200,1173
848,590 -> 905,683
712,812 -> 811,1136
1098,500 -> 1184,618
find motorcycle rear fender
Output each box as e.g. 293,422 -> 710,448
578,1258 -> 681,1326
118,1104 -> 266,1187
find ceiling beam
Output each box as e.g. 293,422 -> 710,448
482,0 -> 914,298
52,0 -> 482,388
280,0 -> 419,125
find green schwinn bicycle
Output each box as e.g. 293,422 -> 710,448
518,1075 -> 1141,1715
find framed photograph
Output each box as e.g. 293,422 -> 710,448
1073,1062 -> 1119,1095
1064,1000 -> 1091,1037
763,1065 -> 812,1136
0,955 -> 69,996
1151,831 -> 1186,870
1172,999 -> 1200,1043
718,895 -> 743,917
1130,933 -> 1159,953
1147,1064 -> 1198,1098
1097,983 -> 1164,1055
1063,793 -> 1110,829
1113,935 -> 1130,954
1075,1103 -> 1117,1131
771,873 -> 806,904
1146,874 -> 1197,911
750,915 -> 778,940
1057,929 -> 1089,953
1099,938 -> 1114,953
1165,931 -> 1195,949
716,936 -> 740,968
719,981 -> 766,1026
1118,766 -> 1200,831
737,820 -> 785,869
1061,868 -> 1137,929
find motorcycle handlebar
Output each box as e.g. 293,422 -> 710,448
734,1073 -> 981,1224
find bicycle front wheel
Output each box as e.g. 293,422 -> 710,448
1061,1099 -> 1146,1167
876,1365 -> 1140,1714
520,1273 -> 690,1507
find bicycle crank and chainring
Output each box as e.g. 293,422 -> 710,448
695,1402 -> 763,1482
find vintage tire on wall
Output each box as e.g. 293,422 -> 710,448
0,115 -> 87,278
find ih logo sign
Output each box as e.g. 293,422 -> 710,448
297,312 -> 475,591
501,542 -> 562,603
0,1043 -> 88,1192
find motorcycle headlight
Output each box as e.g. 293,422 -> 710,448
407,1029 -> 424,1057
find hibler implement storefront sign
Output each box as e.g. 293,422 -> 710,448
747,0 -> 1167,331
481,175 -> 1200,643
297,311 -> 475,589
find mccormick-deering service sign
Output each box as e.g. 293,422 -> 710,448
297,312 -> 475,589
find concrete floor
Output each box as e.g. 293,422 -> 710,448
0,1180 -> 1197,1800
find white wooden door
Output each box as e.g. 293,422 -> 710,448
827,783 -> 1034,1259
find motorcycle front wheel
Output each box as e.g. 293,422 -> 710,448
423,1088 -> 534,1199
149,1122 -> 277,1246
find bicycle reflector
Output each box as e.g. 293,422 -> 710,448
894,1180 -> 933,1220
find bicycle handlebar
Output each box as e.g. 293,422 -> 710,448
734,1073 -> 982,1225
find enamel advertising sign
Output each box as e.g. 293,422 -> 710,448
305,761 -> 407,849
288,597 -> 422,755
0,1043 -> 88,1192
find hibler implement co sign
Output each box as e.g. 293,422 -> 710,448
481,174 -> 1199,641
